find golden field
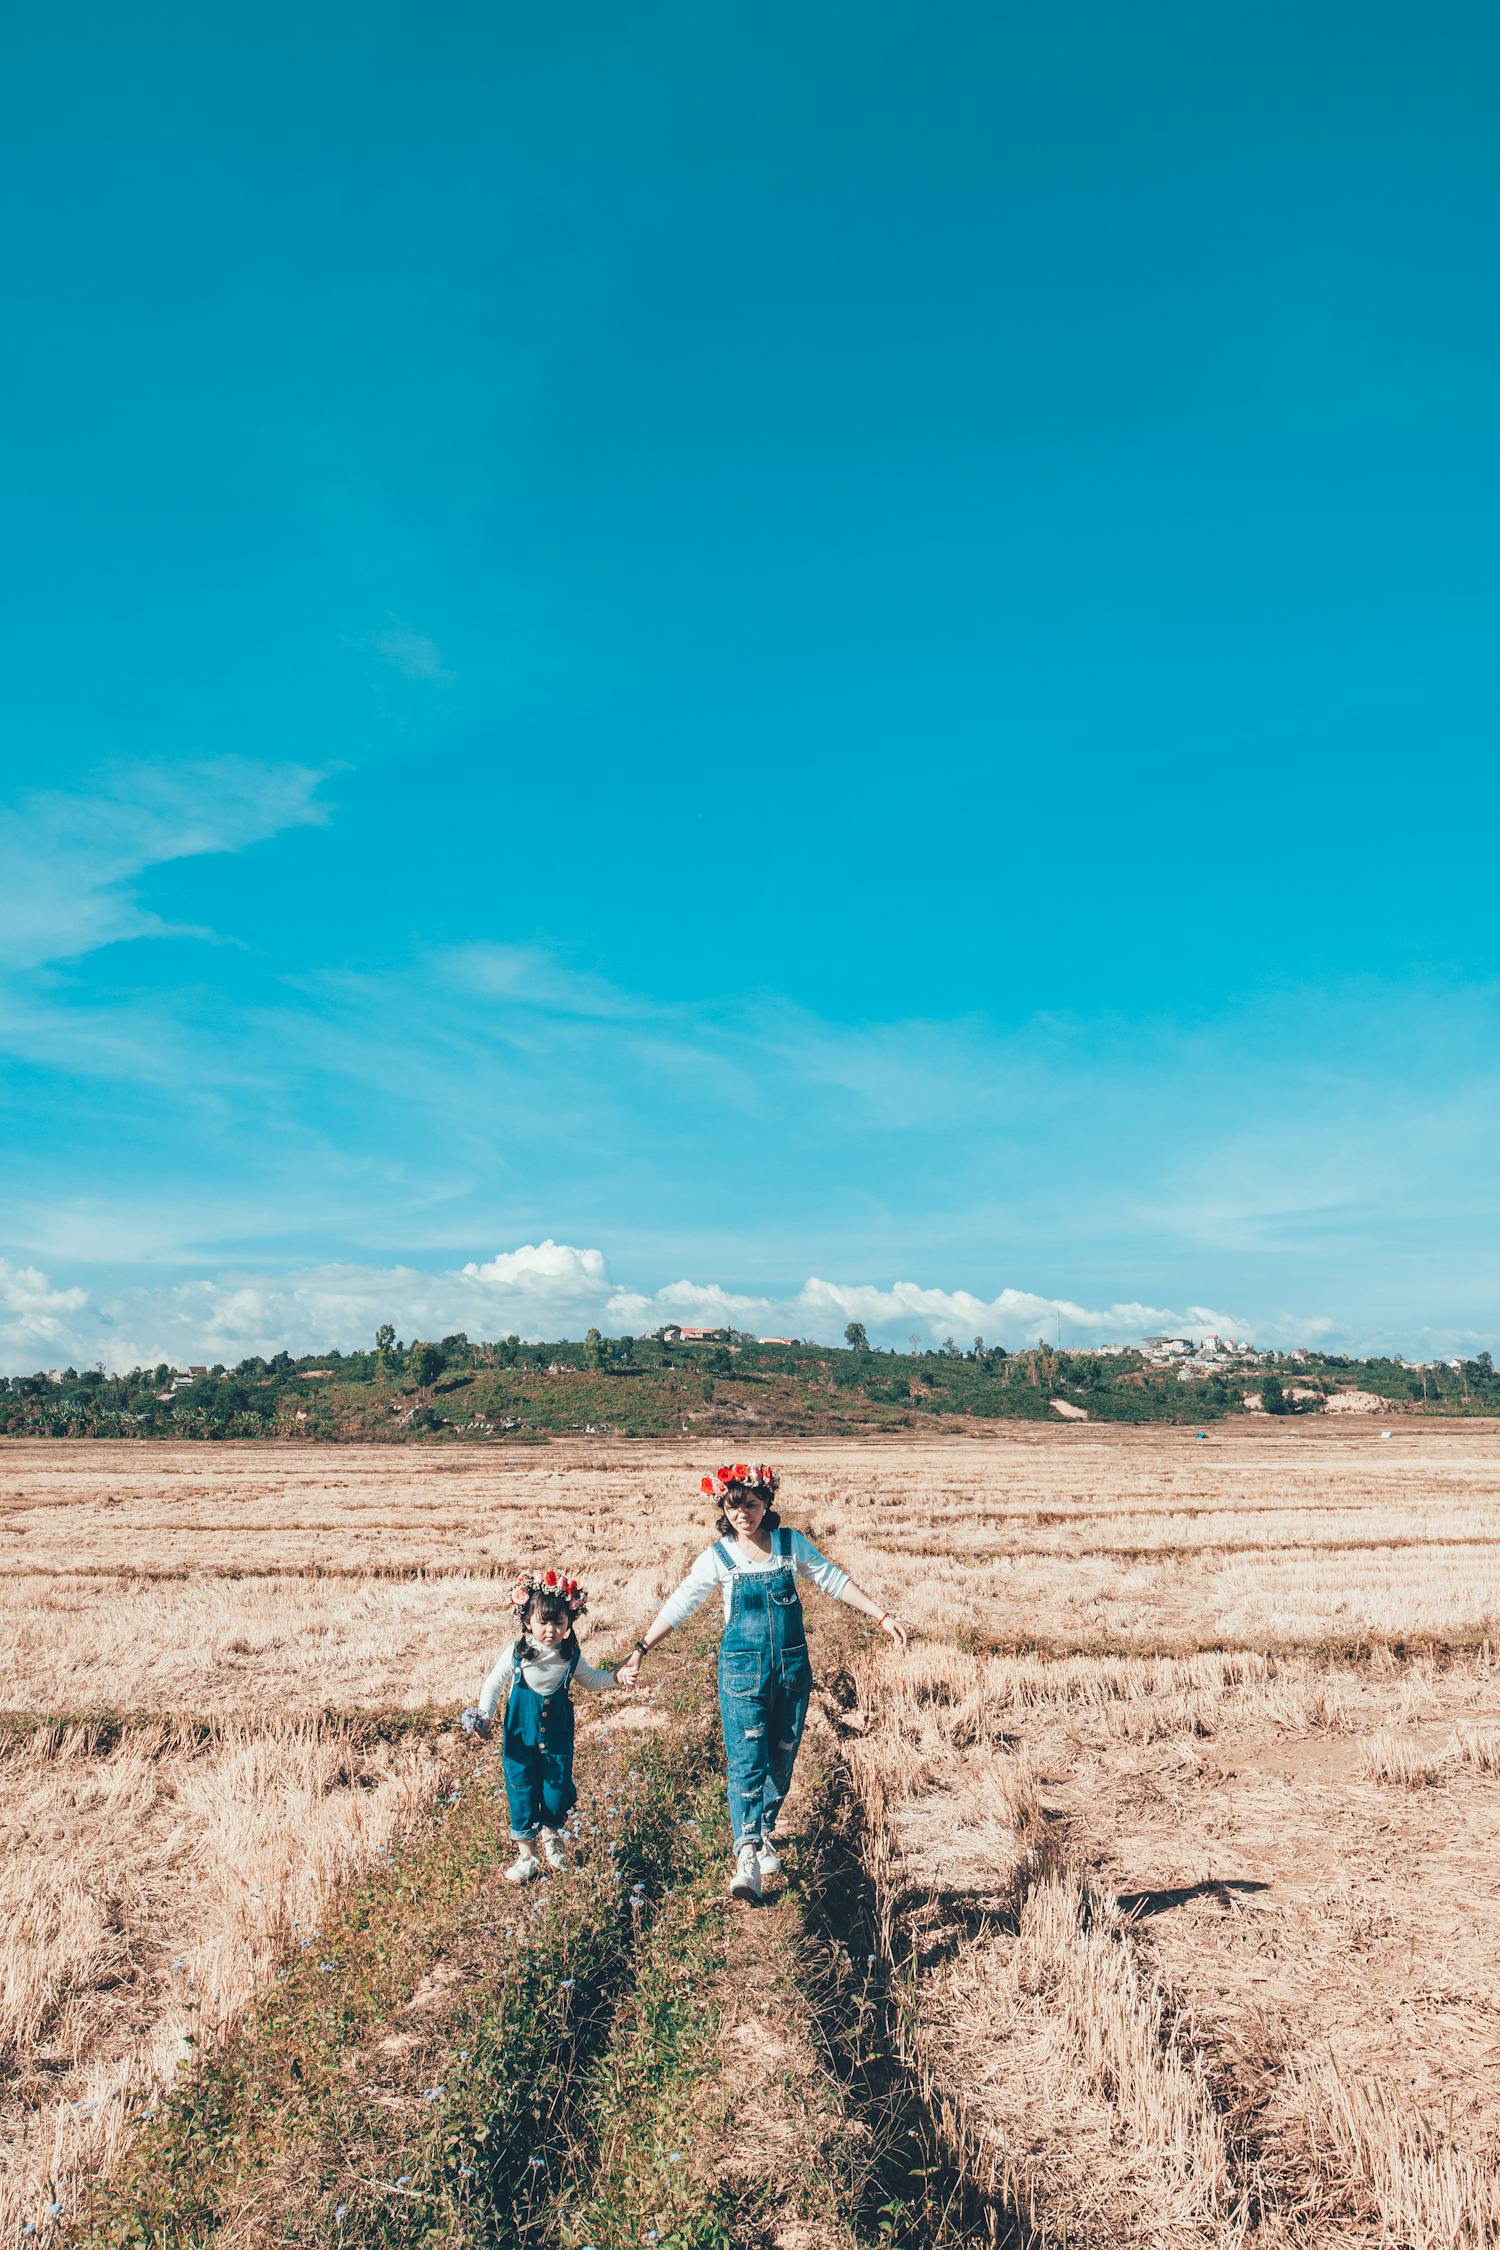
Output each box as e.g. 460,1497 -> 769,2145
4,1424 -> 1500,2243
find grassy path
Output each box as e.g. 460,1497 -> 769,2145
60,1662 -> 718,2248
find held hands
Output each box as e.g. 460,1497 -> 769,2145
615,1648 -> 643,1690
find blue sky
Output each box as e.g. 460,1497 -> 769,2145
2,0 -> 1497,1368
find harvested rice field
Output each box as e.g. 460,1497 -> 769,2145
3,1423 -> 1499,2246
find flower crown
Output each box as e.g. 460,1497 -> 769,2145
508,1568 -> 588,1619
700,1462 -> 779,1501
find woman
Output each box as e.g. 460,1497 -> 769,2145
614,1462 -> 907,1901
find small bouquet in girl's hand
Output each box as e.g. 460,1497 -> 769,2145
460,1704 -> 490,1739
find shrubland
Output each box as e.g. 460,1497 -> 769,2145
5,1331 -> 1496,1441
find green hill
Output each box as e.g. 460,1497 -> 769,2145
4,1331 -> 1493,1440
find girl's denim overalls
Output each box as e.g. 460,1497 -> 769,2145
501,1646 -> 580,1840
716,1527 -> 813,1850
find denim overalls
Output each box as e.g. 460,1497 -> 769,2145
716,1527 -> 814,1850
501,1646 -> 580,1840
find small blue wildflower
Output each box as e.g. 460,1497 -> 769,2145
334,2206 -> 348,2223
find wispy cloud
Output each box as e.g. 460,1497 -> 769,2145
371,621 -> 452,683
3,764 -> 1498,1351
439,944 -> 646,1019
0,758 -> 329,971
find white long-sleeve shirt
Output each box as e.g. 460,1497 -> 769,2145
646,1529 -> 851,1640
477,1641 -> 615,1720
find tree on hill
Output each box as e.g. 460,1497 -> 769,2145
408,1340 -> 444,1395
844,1321 -> 870,1353
583,1327 -> 606,1371
1261,1374 -> 1289,1415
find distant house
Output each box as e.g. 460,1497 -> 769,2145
187,1365 -> 209,1378
760,1336 -> 798,1346
674,1326 -> 723,1343
299,1368 -> 336,1381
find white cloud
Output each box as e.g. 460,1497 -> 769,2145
0,758 -> 328,971
461,1241 -> 611,1298
0,1241 -> 1375,1375
793,1275 -> 1249,1344
0,1259 -> 93,1363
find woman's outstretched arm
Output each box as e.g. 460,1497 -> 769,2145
615,1549 -> 719,1685
837,1577 -> 908,1647
790,1529 -> 908,1647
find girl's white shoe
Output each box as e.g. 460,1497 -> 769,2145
539,1830 -> 567,1871
756,1838 -> 783,1877
730,1844 -> 762,1902
504,1846 -> 541,1884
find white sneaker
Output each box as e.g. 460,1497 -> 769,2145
539,1830 -> 567,1871
730,1844 -> 762,1902
504,1847 -> 540,1884
757,1838 -> 783,1878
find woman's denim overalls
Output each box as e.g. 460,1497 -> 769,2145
501,1647 -> 580,1840
716,1527 -> 813,1850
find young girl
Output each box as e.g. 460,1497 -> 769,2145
615,1465 -> 907,1902
462,1569 -> 622,1883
